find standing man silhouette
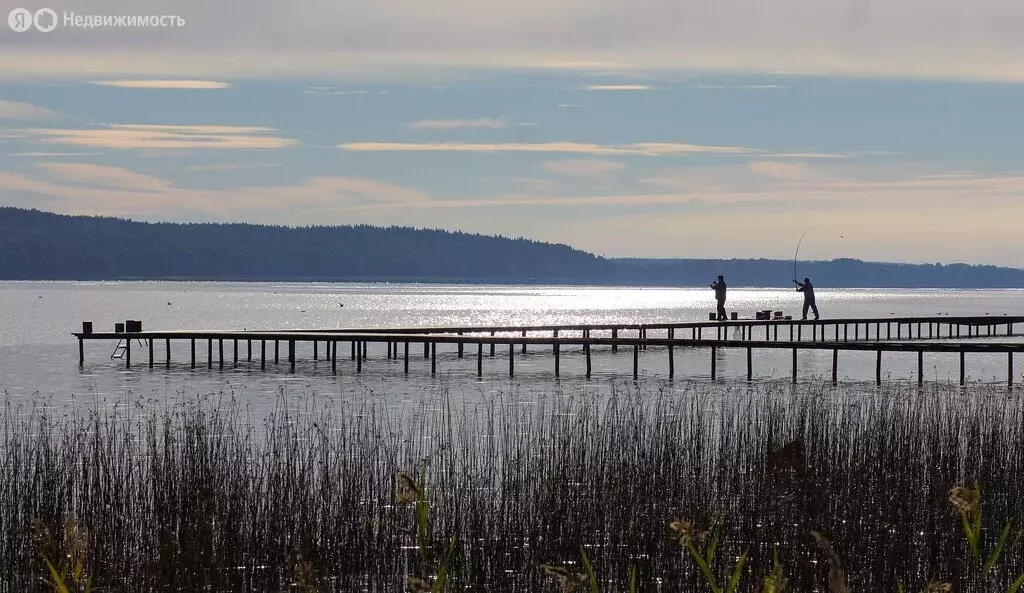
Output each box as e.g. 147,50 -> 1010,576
710,275 -> 727,320
794,277 -> 819,320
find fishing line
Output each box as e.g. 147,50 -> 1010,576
792,226 -> 816,282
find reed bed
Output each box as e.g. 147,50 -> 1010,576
0,380 -> 1021,592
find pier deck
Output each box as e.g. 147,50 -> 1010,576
74,315 -> 1024,386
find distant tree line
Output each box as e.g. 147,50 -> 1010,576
1,207 -> 1021,288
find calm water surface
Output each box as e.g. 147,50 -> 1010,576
1,281 -> 1021,415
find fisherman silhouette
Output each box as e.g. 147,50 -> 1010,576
710,275 -> 727,320
794,277 -> 819,320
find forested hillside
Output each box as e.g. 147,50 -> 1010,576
2,208 -> 1022,287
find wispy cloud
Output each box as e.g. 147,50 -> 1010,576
0,100 -> 62,120
690,83 -> 789,90
407,117 -> 510,130
183,163 -> 281,171
11,152 -> 103,157
37,162 -> 174,192
88,80 -> 232,89
544,159 -> 626,178
301,87 -> 383,96
583,84 -> 653,91
22,125 -> 297,150
338,141 -> 758,156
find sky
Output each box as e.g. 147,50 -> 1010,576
0,0 -> 1022,267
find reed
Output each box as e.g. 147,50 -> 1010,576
0,380 -> 1021,592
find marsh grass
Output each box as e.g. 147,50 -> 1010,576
0,380 -> 1022,592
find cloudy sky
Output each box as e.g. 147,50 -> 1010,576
1,0 -> 1022,267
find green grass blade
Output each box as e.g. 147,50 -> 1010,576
960,511 -> 981,565
707,532 -> 720,566
44,559 -> 70,593
628,565 -> 637,593
724,550 -> 748,593
431,536 -> 457,593
685,540 -> 721,593
896,583 -> 904,593
982,520 -> 1014,576
1008,572 -> 1024,593
580,547 -> 599,593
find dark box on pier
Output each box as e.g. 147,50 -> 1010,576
730,312 -> 738,320
126,320 -> 142,332
114,322 -> 125,333
82,321 -> 93,334
709,312 -> 717,320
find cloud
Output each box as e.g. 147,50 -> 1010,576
21,124 -> 297,150
88,80 -> 231,89
4,0 -> 1024,81
339,141 -> 758,156
0,165 -> 431,221
36,162 -> 174,192
583,84 -> 653,91
0,100 -> 62,120
11,152 -> 104,157
301,87 -> 375,96
690,83 -> 789,90
407,118 -> 510,130
544,159 -> 626,178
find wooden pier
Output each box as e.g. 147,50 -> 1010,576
74,315 -> 1024,386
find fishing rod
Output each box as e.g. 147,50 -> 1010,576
792,226 -> 816,283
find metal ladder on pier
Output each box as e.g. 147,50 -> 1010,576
110,338 -> 147,360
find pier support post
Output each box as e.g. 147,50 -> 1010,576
332,340 -> 337,374
275,340 -> 279,364
747,347 -> 752,382
522,330 -> 527,354
553,330 -> 559,355
1009,353 -> 1014,389
219,339 -> 224,370
423,341 -> 430,359
289,340 -> 295,373
191,339 -> 196,369
584,343 -> 592,378
148,339 -> 153,369
352,341 -> 357,361
458,333 -> 463,358
431,343 -> 436,375
477,343 -> 483,377
362,341 -> 367,360
876,350 -> 882,385
918,351 -> 923,385
711,346 -> 717,380
313,340 -> 318,361
126,339 -> 131,368
165,338 -> 170,368
612,329 -> 619,351
404,342 -> 409,375
509,344 -> 515,378
78,337 -> 84,366
233,339 -> 237,367
208,339 -> 212,369
791,348 -> 797,384
261,340 -> 266,370
668,344 -> 674,379
831,349 -> 838,385
959,350 -> 965,385
247,339 -> 251,362
797,325 -> 802,341
554,341 -> 560,377
490,331 -> 496,356
633,344 -> 639,379
358,346 -> 362,373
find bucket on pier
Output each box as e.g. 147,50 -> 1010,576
730,312 -> 738,320
82,321 -> 93,335
784,315 -> 792,320
126,320 -> 142,333
114,322 -> 125,333
709,312 -> 717,320
774,311 -> 784,319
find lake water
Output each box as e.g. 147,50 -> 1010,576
1,281 -> 1021,416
